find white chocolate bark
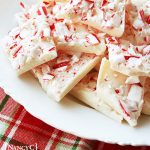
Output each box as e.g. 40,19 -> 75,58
2,2 -> 58,75
2,1 -> 80,75
71,71 -> 123,122
107,38 -> 150,77
124,1 -> 150,45
32,51 -> 100,101
57,0 -> 126,37
97,58 -> 144,126
53,22 -> 106,55
142,78 -> 150,115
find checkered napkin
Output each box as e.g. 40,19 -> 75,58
0,87 -> 149,150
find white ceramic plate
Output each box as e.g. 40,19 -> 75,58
0,0 -> 150,146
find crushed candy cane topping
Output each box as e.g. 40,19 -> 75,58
124,1 -> 150,45
53,22 -> 102,46
57,0 -> 125,36
33,51 -> 96,92
107,39 -> 150,76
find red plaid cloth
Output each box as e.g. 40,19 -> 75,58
0,87 -> 149,150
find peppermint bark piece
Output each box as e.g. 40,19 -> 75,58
71,71 -> 123,122
97,58 -> 144,126
142,78 -> 150,115
53,22 -> 106,55
32,51 -> 100,102
107,38 -> 150,77
57,0 -> 126,37
124,0 -> 150,45
2,19 -> 57,75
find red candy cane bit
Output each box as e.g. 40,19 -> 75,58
48,73 -> 55,77
45,0 -> 56,7
15,34 -> 20,39
42,6 -> 47,16
65,23 -> 71,31
34,31 -> 37,36
115,89 -> 120,94
101,0 -> 108,7
81,12 -> 87,21
135,47 -> 139,52
118,100 -> 130,117
37,9 -> 42,15
146,15 -> 150,24
43,1 -> 49,5
70,0 -> 73,4
122,48 -> 127,52
134,82 -> 143,87
49,47 -> 55,51
64,35 -> 73,42
55,18 -> 64,22
73,71 -> 77,75
92,33 -> 101,43
139,9 -> 145,22
124,55 -> 140,61
13,46 -> 22,58
20,2 -> 25,9
107,37 -> 118,44
65,35 -> 73,42
111,14 -> 115,18
53,61 -> 70,69
144,37 -> 147,42
92,87 -> 96,91
10,43 -> 17,50
24,13 -> 30,19
85,0 -> 94,3
50,24 -> 55,31
41,30 -> 44,39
